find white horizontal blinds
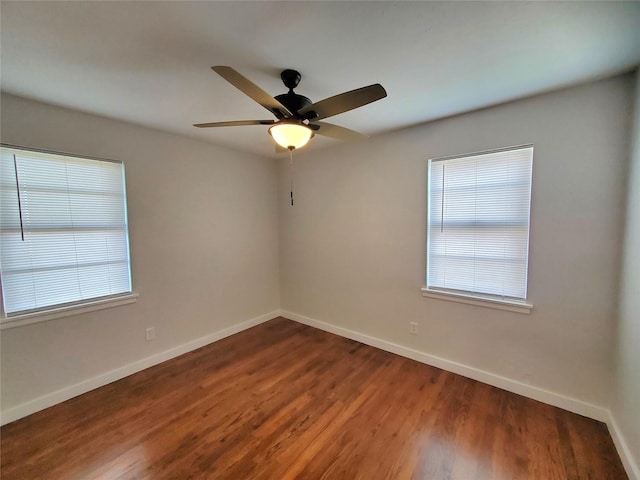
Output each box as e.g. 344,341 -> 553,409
0,146 -> 132,315
427,146 -> 533,299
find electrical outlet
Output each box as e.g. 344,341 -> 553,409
409,322 -> 418,335
145,327 -> 155,341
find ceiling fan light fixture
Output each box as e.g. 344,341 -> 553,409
269,122 -> 313,150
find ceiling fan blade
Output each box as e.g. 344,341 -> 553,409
298,84 -> 387,121
212,66 -> 292,119
194,120 -> 275,128
312,121 -> 367,141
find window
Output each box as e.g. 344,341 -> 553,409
424,145 -> 533,310
0,145 -> 133,318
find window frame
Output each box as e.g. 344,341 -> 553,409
423,144 -> 533,314
0,144 -> 137,328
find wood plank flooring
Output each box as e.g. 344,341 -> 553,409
0,317 -> 627,479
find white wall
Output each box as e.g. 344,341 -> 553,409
612,71 -> 640,476
279,74 -> 634,409
0,94 -> 280,414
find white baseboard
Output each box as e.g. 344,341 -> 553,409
0,310 -> 280,426
281,310 -> 609,422
4,309 -> 637,479
608,412 -> 640,480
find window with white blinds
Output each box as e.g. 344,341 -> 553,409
0,146 -> 132,316
426,145 -> 533,301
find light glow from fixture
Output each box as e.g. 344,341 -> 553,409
269,122 -> 313,150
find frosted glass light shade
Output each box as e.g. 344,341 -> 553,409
269,122 -> 313,150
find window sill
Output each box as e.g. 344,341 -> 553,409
421,288 -> 532,314
0,293 -> 139,330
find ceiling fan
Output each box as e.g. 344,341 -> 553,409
194,66 -> 387,151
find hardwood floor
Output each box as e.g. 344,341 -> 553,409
1,317 -> 627,479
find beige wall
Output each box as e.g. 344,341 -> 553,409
279,74 -> 634,408
612,71 -> 640,472
0,94 -> 280,411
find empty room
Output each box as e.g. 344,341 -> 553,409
1,2 -> 639,479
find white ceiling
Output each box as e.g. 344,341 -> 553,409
2,1 -> 640,158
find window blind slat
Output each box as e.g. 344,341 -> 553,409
427,146 -> 533,300
0,146 -> 132,315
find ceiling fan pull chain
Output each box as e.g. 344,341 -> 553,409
289,148 -> 294,206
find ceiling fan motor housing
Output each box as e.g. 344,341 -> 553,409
275,92 -> 312,118
275,69 -> 315,119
